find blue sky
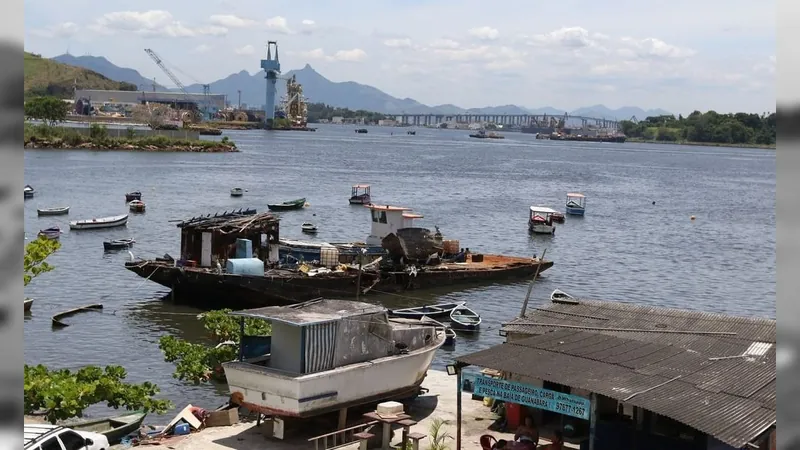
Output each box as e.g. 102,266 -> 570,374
24,0 -> 775,114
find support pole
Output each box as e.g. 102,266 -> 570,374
519,248 -> 547,318
589,392 -> 597,450
456,367 -> 463,450
238,316 -> 245,361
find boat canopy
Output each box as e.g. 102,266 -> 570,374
229,298 -> 386,326
529,206 -> 558,214
352,184 -> 370,189
566,193 -> 585,198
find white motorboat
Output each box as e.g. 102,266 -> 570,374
223,299 -> 445,430
528,206 -> 557,234
301,222 -> 318,233
550,288 -> 575,302
23,185 -> 35,198
231,188 -> 244,197
69,214 -> 128,230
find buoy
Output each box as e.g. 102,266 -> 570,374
690,216 -> 696,220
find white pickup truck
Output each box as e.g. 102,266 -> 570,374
24,424 -> 110,450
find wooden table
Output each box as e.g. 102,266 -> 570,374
362,411 -> 412,450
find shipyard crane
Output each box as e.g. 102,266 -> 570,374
144,48 -> 211,121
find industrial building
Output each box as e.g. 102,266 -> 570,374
73,89 -> 226,112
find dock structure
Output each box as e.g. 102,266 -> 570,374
452,295 -> 776,450
385,113 -> 621,130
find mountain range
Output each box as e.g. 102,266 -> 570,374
51,53 -> 671,119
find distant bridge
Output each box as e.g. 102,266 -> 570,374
384,113 -> 621,130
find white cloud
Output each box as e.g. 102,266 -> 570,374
265,16 -> 292,34
297,48 -> 367,62
429,39 -> 460,49
191,44 -> 212,54
29,22 -> 79,38
468,26 -> 499,40
620,37 -> 696,59
524,27 -> 598,48
383,38 -> 412,48
234,44 -> 255,55
753,55 -> 775,74
88,10 -> 227,37
209,14 -> 256,28
301,19 -> 315,26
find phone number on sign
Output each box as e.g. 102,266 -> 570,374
555,401 -> 586,418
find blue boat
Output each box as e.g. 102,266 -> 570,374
565,192 -> 586,216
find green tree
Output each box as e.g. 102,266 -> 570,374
24,96 -> 70,126
24,364 -> 172,424
159,309 -> 271,384
618,109 -> 776,146
24,236 -> 61,287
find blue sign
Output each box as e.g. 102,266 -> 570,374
473,375 -> 591,420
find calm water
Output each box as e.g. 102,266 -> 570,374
23,124 -> 776,423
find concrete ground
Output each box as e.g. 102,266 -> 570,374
157,370 -> 573,450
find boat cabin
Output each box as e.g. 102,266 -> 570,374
177,209 -> 280,267
366,204 -> 423,246
529,206 -> 558,234
222,298 -> 441,420
349,184 -> 371,204
566,193 -> 586,209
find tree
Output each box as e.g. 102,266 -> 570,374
24,236 -> 61,287
24,96 -> 69,126
159,309 -> 271,384
131,103 -> 174,129
24,364 -> 172,424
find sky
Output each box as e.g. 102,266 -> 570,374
24,0 -> 775,115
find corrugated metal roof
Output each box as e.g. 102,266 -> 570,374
458,325 -> 775,448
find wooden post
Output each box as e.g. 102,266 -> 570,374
456,367 -> 463,450
356,250 -> 364,301
589,392 -> 597,450
238,316 -> 245,361
338,407 -> 348,430
519,248 -> 547,318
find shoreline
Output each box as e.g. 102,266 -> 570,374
23,139 -> 239,152
626,137 -> 775,150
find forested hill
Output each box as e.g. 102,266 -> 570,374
620,111 -> 776,146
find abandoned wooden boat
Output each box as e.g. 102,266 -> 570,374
449,304 -> 481,331
528,206 -> 557,234
420,316 -> 456,346
267,198 -> 306,211
37,226 -> 61,240
349,184 -> 371,205
69,214 -> 128,230
223,299 -> 445,428
104,238 -> 135,251
565,193 -> 586,216
52,304 -> 103,327
230,187 -> 244,197
551,288 -> 575,302
64,411 -> 147,445
128,200 -> 145,213
24,185 -> 35,198
125,191 -> 142,202
37,206 -> 70,216
389,302 -> 465,320
24,298 -> 33,313
301,222 -> 318,234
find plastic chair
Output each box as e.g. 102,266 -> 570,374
480,434 -> 498,450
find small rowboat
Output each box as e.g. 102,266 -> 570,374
129,200 -> 145,213
24,298 -> 33,313
125,191 -> 142,202
230,187 -> 244,197
37,206 -> 70,216
37,226 -> 61,240
421,316 -> 456,346
52,303 -> 103,328
104,238 -> 135,251
550,288 -> 575,302
388,301 -> 465,320
301,222 -> 318,233
23,185 -> 35,199
267,198 -> 307,211
64,411 -> 147,445
551,212 -> 565,223
69,214 -> 128,230
449,304 -> 481,332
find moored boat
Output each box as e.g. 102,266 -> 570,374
301,222 -> 318,234
37,226 -> 61,240
125,191 -> 142,202
223,299 -> 445,425
69,214 -> 128,230
24,298 -> 33,313
420,316 -> 456,346
449,304 -> 481,331
104,238 -> 135,251
63,411 -> 147,445
355,128 -> 368,134
24,185 -> 35,199
528,206 -> 557,234
231,187 -> 244,197
37,206 -> 70,216
349,184 -> 371,205
565,192 -> 586,216
388,302 -> 465,320
469,130 -> 504,139
551,211 -> 565,223
551,288 -> 574,302
267,198 -> 306,211
129,200 -> 145,213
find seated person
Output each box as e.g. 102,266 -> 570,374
514,416 -> 539,446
